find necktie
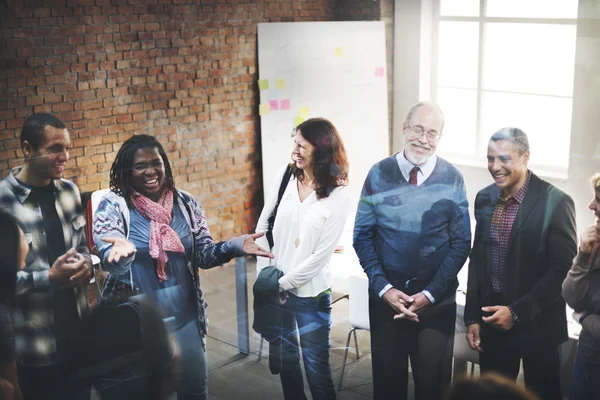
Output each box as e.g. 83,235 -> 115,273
409,166 -> 419,186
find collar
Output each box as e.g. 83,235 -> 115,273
396,150 -> 438,181
500,170 -> 532,204
6,166 -> 59,204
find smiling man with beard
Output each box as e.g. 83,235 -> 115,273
353,102 -> 471,400
0,113 -> 93,399
464,127 -> 577,400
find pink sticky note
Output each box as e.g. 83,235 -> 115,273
269,100 -> 279,110
375,67 -> 384,77
280,99 -> 290,110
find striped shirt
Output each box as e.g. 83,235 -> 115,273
489,171 -> 531,293
0,167 -> 90,366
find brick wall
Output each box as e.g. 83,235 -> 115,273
0,0 -> 392,240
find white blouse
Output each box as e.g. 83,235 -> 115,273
256,165 -> 350,298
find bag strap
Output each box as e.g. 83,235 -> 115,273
266,165 -> 293,249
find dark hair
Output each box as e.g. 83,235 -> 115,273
0,210 -> 23,304
490,127 -> 530,155
446,373 -> 540,400
20,113 -> 66,151
292,118 -> 349,199
109,134 -> 176,207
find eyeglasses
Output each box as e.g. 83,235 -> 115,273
407,125 -> 441,142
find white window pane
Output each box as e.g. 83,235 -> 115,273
479,92 -> 572,169
483,23 -> 577,96
438,22 -> 479,89
436,88 -> 478,156
440,0 -> 480,17
486,0 -> 578,19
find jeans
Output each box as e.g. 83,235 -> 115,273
17,363 -> 91,400
572,350 -> 600,400
174,319 -> 208,400
280,290 -> 336,400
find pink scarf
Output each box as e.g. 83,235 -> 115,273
130,190 -> 184,282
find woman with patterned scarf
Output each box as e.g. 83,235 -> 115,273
92,134 -> 273,400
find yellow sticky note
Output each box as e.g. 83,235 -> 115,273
275,79 -> 286,90
294,117 -> 305,127
298,107 -> 309,118
334,47 -> 344,57
259,104 -> 271,116
258,79 -> 269,90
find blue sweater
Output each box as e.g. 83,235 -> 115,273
353,155 -> 471,302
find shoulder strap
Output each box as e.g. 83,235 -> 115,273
266,165 -> 293,249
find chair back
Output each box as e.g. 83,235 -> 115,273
348,273 -> 370,330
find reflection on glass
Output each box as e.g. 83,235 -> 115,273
436,87 -> 478,156
440,0 -> 480,17
479,91 -> 572,169
438,22 -> 480,89
483,23 -> 577,97
486,0 -> 578,19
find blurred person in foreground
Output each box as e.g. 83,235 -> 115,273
562,172 -> 600,400
446,373 -> 540,400
93,134 -> 273,400
0,210 -> 29,400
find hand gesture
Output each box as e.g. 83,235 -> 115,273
242,232 -> 274,259
580,225 -> 599,254
407,292 -> 432,315
481,305 -> 515,331
381,288 -> 417,322
49,248 -> 90,287
466,323 -> 483,352
102,237 -> 137,263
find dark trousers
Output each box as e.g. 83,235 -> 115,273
17,363 -> 90,400
479,292 -> 562,400
279,291 -> 336,400
369,298 -> 456,400
572,350 -> 600,400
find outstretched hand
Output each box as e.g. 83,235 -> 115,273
102,237 -> 137,263
243,232 -> 274,259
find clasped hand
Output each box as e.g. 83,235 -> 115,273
48,248 -> 92,287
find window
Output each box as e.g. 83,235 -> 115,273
431,0 -> 578,177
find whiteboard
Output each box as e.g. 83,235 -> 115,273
257,21 -> 390,231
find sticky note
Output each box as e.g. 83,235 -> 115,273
259,104 -> 271,116
275,79 -> 286,90
258,79 -> 269,90
269,100 -> 279,110
334,47 -> 344,57
299,107 -> 309,118
280,99 -> 290,110
294,117 -> 305,127
375,67 -> 384,77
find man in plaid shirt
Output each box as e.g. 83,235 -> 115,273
0,113 -> 92,399
464,127 -> 577,399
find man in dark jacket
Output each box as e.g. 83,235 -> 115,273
464,127 -> 577,400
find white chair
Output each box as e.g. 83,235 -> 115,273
338,272 -> 370,391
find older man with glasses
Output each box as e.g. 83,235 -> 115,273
353,102 -> 471,400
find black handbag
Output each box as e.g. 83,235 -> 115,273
266,165 -> 293,249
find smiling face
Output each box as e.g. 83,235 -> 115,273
589,188 -> 600,228
402,104 -> 444,165
23,126 -> 70,186
487,139 -> 530,198
292,129 -> 315,172
130,147 -> 166,202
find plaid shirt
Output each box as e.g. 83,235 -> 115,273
489,171 -> 532,293
0,167 -> 90,366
